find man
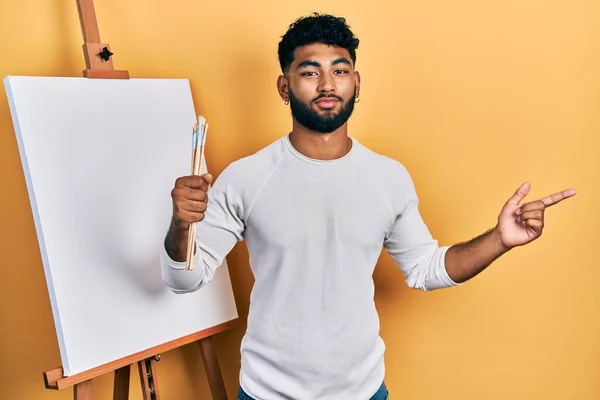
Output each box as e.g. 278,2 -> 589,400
161,13 -> 575,400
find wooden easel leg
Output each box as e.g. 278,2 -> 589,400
113,365 -> 131,400
198,337 -> 228,400
138,357 -> 161,400
74,379 -> 93,400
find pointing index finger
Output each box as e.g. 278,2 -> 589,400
541,188 -> 577,207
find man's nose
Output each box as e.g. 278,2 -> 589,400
317,73 -> 336,93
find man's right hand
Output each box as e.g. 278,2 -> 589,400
170,173 -> 213,230
165,173 -> 213,262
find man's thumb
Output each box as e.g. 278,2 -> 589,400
202,173 -> 213,186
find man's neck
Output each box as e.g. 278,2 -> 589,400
288,123 -> 352,161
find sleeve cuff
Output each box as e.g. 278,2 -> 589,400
439,245 -> 461,287
161,241 -> 202,270
160,242 -> 207,293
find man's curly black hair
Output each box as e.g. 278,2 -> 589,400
277,13 -> 360,74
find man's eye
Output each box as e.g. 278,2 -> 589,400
335,70 -> 349,74
301,72 -> 317,76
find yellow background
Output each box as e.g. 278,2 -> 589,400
0,1 -> 597,399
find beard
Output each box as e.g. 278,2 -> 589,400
288,88 -> 356,134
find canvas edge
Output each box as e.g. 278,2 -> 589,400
3,75 -> 73,375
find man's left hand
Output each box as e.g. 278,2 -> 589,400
495,182 -> 577,250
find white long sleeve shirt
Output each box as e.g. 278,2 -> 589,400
161,134 -> 458,400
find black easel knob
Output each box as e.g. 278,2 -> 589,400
98,47 -> 113,61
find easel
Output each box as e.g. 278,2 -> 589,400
43,320 -> 237,399
41,1 -> 237,399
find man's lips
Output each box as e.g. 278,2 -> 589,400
314,97 -> 340,109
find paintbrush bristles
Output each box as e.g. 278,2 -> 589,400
192,121 -> 206,176
191,123 -> 198,171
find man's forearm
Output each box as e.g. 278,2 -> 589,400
164,218 -> 191,262
445,227 -> 510,283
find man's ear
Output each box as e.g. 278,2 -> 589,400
354,71 -> 361,99
277,75 -> 289,103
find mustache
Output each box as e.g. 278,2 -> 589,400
311,93 -> 343,103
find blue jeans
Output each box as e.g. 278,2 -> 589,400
237,381 -> 389,400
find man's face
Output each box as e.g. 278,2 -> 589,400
279,43 -> 360,133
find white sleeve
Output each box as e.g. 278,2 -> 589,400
383,171 -> 459,291
161,164 -> 246,293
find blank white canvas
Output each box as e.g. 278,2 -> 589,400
4,76 -> 238,376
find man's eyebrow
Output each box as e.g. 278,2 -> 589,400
297,58 -> 352,69
297,60 -> 321,68
331,58 -> 351,66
